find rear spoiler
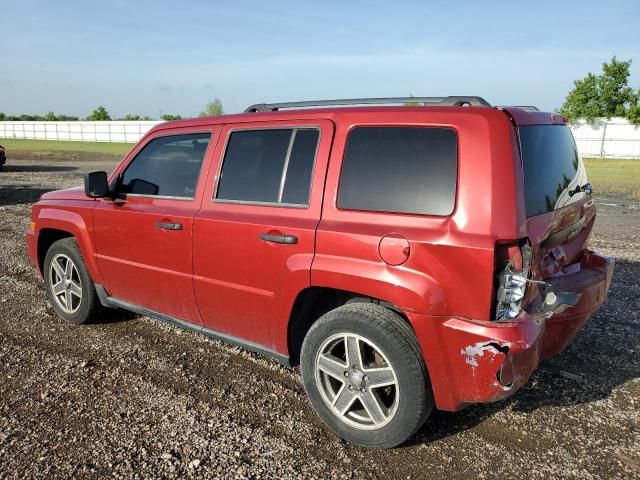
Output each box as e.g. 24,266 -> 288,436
497,106 -> 567,126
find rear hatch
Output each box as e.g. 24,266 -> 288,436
519,124 -> 594,280
493,121 -> 597,320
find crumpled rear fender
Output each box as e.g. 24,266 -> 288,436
408,312 -> 544,411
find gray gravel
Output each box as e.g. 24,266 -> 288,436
0,153 -> 639,479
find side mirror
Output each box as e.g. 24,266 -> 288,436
84,171 -> 109,198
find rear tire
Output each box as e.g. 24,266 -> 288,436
300,303 -> 433,448
43,237 -> 105,324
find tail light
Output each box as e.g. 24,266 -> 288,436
494,240 -> 531,320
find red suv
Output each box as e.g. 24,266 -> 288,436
27,97 -> 614,448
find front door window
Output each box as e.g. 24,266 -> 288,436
121,133 -> 211,199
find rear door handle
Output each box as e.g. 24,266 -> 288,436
259,233 -> 298,244
155,221 -> 183,231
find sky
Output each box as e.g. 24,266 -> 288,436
1,0 -> 639,118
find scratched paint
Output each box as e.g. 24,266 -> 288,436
461,342 -> 506,367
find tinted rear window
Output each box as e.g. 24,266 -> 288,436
519,125 -> 587,217
216,128 -> 319,205
217,129 -> 291,203
337,127 -> 457,215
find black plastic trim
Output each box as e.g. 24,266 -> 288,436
154,221 -> 183,231
258,233 -> 298,244
94,284 -> 291,366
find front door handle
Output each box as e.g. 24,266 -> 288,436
155,221 -> 183,231
259,232 -> 298,244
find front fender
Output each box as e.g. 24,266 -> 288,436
35,205 -> 103,284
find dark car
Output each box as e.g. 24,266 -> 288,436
26,96 -> 614,448
0,144 -> 6,169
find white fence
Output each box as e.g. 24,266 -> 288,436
0,117 -> 639,158
0,121 -> 162,143
571,117 -> 640,159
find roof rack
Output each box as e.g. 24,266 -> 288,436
244,96 -> 492,113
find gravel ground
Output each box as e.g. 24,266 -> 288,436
0,153 -> 639,479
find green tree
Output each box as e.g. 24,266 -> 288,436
0,112 -> 79,121
628,101 -> 640,124
54,114 -> 79,121
199,98 -> 224,117
119,114 -> 155,120
559,56 -> 640,124
599,57 -> 635,117
160,113 -> 182,121
86,105 -> 112,121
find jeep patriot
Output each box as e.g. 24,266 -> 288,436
27,96 -> 614,448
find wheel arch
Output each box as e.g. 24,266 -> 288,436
35,209 -> 103,284
38,228 -> 74,273
286,286 -> 414,366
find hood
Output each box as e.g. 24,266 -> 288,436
39,187 -> 92,202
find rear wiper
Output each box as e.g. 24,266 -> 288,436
569,182 -> 593,197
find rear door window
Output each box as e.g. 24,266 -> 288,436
519,125 -> 587,217
337,126 -> 458,216
216,128 -> 320,205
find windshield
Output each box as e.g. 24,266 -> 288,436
519,125 -> 588,217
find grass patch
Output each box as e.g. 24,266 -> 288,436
583,158 -> 640,199
0,138 -> 133,155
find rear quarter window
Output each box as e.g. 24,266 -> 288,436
337,126 -> 458,216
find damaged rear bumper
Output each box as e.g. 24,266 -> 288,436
538,251 -> 614,357
410,313 -> 543,411
409,251 -> 614,412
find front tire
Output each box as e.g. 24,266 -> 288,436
43,237 -> 105,324
300,303 -> 433,448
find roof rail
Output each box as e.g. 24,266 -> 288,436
244,96 -> 492,113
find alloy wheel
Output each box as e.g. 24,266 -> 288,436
48,253 -> 83,314
314,333 -> 399,430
